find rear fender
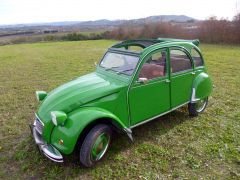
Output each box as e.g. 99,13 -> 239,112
191,72 -> 212,103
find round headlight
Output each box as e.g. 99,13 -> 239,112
50,111 -> 67,126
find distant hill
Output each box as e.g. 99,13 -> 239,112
146,15 -> 195,21
0,15 -> 197,29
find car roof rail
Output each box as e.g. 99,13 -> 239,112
111,38 -> 200,50
157,38 -> 200,46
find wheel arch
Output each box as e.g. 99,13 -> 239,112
50,107 -> 130,155
74,116 -> 126,153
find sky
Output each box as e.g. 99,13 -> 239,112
0,0 -> 239,25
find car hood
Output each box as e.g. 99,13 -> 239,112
37,72 -> 125,122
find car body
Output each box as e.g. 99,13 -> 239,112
31,38 -> 212,167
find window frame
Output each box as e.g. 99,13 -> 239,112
191,48 -> 204,68
169,47 -> 194,75
136,48 -> 169,82
98,49 -> 140,77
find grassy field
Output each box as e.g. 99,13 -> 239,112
0,30 -> 106,45
0,40 -> 239,179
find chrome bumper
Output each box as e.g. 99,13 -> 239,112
30,122 -> 63,163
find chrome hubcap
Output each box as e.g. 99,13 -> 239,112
196,98 -> 207,113
91,133 -> 110,161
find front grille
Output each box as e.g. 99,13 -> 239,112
35,115 -> 44,135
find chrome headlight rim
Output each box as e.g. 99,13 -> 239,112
51,112 -> 58,126
50,111 -> 67,126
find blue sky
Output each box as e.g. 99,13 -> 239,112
0,0 -> 239,25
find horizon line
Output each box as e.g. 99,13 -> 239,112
0,14 -> 203,27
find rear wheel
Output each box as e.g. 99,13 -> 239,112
79,124 -> 112,167
188,97 -> 208,116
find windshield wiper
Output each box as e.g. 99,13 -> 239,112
116,68 -> 134,75
104,66 -> 120,71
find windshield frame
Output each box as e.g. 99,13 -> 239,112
98,48 -> 141,76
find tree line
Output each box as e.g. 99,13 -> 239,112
104,14 -> 240,44
1,14 -> 239,45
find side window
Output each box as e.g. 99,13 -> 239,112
170,49 -> 192,73
191,48 -> 203,67
139,51 -> 167,80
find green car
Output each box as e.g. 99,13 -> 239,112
31,38 -> 212,167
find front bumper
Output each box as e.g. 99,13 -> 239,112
30,120 -> 64,163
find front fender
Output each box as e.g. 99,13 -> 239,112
191,72 -> 212,102
50,107 -> 128,155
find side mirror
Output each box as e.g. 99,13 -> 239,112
137,77 -> 148,84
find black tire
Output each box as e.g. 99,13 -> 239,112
79,124 -> 112,167
188,97 -> 208,116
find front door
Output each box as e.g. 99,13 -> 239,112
129,49 -> 171,126
170,48 -> 194,107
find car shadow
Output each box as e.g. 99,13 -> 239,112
109,107 -> 191,152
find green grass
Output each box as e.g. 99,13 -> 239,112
0,40 -> 239,179
0,30 -> 105,45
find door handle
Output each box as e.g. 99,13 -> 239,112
191,72 -> 196,75
165,79 -> 170,83
137,77 -> 148,84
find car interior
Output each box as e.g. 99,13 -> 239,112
170,54 -> 192,73
139,51 -> 166,79
111,40 -> 201,79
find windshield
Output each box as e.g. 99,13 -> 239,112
100,52 -> 139,76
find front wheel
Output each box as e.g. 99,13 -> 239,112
79,124 -> 112,167
188,97 -> 208,116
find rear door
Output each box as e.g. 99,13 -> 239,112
170,48 -> 194,107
